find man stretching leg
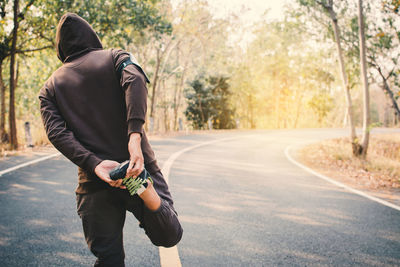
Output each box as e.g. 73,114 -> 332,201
39,13 -> 183,266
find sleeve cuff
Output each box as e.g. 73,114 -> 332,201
127,118 -> 144,137
85,155 -> 103,174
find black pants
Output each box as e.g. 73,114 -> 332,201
76,170 -> 183,267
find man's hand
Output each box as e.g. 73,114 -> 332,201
127,133 -> 144,178
94,160 -> 126,189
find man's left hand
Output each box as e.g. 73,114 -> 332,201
94,160 -> 126,189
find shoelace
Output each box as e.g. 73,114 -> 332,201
123,175 -> 153,196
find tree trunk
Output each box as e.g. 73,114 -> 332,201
197,93 -> 205,128
162,80 -> 169,132
358,0 -> 370,158
0,62 -> 8,143
377,68 -> 400,121
150,48 -> 161,119
342,104 -> 348,127
173,43 -> 180,131
383,80 -> 400,120
274,89 -> 280,128
173,60 -> 188,131
9,0 -> 19,150
149,38 -> 174,121
324,0 -> 358,154
249,94 -> 255,129
293,89 -> 304,128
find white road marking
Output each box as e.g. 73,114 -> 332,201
0,153 -> 61,177
285,146 -> 400,212
159,136 -> 241,267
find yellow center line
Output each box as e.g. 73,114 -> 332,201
159,136 -> 245,267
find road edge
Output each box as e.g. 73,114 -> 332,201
0,153 -> 61,177
285,145 -> 400,212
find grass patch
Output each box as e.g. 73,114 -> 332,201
298,134 -> 400,189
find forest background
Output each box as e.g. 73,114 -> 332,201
0,0 -> 399,152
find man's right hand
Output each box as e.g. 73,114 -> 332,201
127,133 -> 144,178
94,160 -> 126,189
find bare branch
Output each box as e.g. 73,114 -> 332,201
16,45 -> 52,54
4,45 -> 53,58
387,67 -> 395,80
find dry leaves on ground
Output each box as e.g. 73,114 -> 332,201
298,134 -> 400,190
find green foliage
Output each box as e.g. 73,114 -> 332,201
308,93 -> 333,123
366,1 -> 400,113
208,76 -> 236,129
0,0 -> 171,67
0,0 -> 172,146
231,14 -> 340,129
297,0 -> 361,89
16,50 -> 59,120
32,0 -> 171,48
1,0 -> 399,146
184,75 -> 235,130
184,77 -> 211,129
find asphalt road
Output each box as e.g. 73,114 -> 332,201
0,129 -> 399,266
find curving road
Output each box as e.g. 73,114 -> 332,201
0,129 -> 399,266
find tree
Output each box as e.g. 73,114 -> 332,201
0,0 -> 170,148
0,0 -> 40,144
8,0 -> 20,149
184,77 -> 210,129
367,1 -> 400,122
184,75 -> 235,130
129,0 -> 232,133
298,0 -> 373,156
230,13 -> 338,129
308,93 -> 334,124
357,0 -> 370,157
208,76 -> 236,129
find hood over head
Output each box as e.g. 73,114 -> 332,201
56,13 -> 103,62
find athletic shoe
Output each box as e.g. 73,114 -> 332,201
109,160 -> 153,196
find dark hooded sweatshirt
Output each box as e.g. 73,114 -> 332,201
39,13 -> 159,194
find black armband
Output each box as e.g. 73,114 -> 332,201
117,54 -> 150,83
